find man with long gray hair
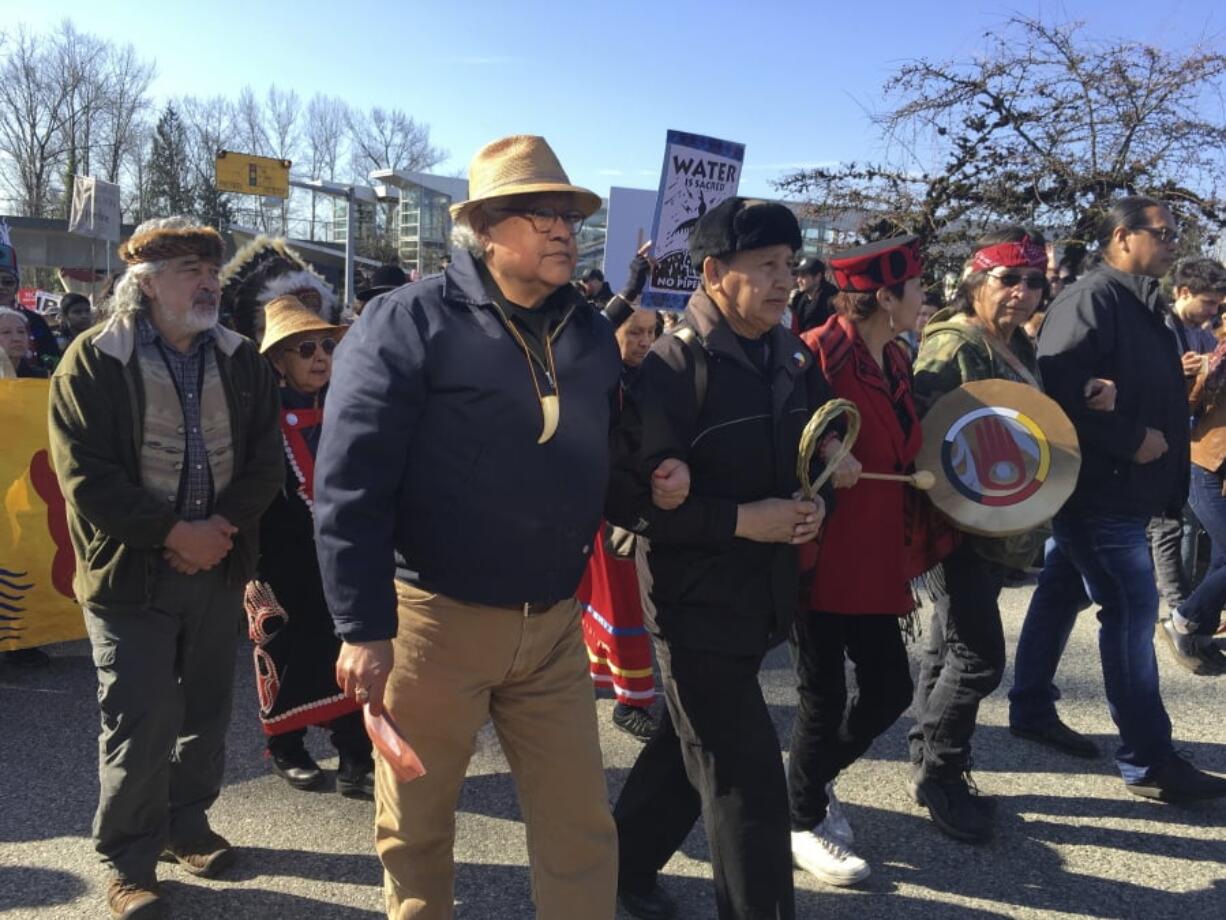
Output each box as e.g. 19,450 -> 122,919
49,216 -> 282,919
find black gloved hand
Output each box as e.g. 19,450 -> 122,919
620,254 -> 651,302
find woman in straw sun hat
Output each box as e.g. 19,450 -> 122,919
243,295 -> 375,799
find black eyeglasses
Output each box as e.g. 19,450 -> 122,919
497,207 -> 586,236
988,270 -> 1046,290
0,272 -> 17,287
1132,225 -> 1179,245
289,338 -> 337,359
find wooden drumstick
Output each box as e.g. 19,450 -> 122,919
858,470 -> 937,490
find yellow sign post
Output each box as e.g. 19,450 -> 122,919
215,150 -> 292,198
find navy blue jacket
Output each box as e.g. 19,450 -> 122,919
314,251 -> 622,642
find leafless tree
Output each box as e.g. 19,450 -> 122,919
0,27 -> 75,216
303,94 -> 349,239
775,16 -> 1226,279
346,105 -> 445,177
53,21 -> 107,211
0,22 -> 155,221
1,18 -> 448,248
264,85 -> 299,232
178,94 -> 236,229
95,42 -> 155,187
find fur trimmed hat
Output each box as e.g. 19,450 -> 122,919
119,225 -> 225,266
688,197 -> 802,269
220,236 -> 338,338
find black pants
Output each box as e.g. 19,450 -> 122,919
787,611 -> 912,831
907,543 -> 1006,779
265,710 -> 371,762
615,640 -> 793,920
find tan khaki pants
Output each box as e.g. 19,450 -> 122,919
377,582 -> 617,920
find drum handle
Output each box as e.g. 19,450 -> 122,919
797,398 -> 861,501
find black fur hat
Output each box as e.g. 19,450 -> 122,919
688,197 -> 802,269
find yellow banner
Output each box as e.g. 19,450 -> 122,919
0,379 -> 83,650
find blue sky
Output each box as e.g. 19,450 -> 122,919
13,0 -> 1225,198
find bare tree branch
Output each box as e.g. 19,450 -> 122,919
776,16 -> 1226,279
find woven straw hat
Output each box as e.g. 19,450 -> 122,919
260,295 -> 346,355
450,135 -> 601,224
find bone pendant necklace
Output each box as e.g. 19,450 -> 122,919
501,314 -> 561,444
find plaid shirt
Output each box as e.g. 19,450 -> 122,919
137,315 -> 216,521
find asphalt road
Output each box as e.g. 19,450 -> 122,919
3,579 -> 1224,919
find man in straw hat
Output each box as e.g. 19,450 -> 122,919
315,135 -> 688,920
48,216 -> 283,919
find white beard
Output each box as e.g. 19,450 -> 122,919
183,304 -> 219,332
159,302 -> 219,339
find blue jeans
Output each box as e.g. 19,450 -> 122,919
1183,465 -> 1226,633
1008,512 -> 1174,783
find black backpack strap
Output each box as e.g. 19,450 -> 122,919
672,325 -> 707,414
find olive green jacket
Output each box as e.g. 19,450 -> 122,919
47,313 -> 283,609
913,307 -> 1046,569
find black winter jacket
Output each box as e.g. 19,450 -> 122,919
607,289 -> 835,655
1037,263 -> 1190,519
314,250 -> 622,642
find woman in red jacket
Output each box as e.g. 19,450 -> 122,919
788,237 -> 927,888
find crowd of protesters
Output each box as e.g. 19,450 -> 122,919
2,133 -> 1225,920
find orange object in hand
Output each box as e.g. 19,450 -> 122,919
364,705 -> 427,783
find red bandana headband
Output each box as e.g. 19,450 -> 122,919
970,235 -> 1048,273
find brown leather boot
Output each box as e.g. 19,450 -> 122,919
106,877 -> 162,919
160,830 -> 235,877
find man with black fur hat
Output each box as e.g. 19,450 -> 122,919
609,197 -> 835,920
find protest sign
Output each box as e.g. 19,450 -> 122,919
68,175 -> 122,243
641,131 -> 745,310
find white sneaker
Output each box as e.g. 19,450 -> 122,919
791,822 -> 871,887
824,781 -> 854,846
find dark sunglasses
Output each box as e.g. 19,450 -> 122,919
1133,225 -> 1179,245
989,270 -> 1046,290
289,338 -> 337,359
